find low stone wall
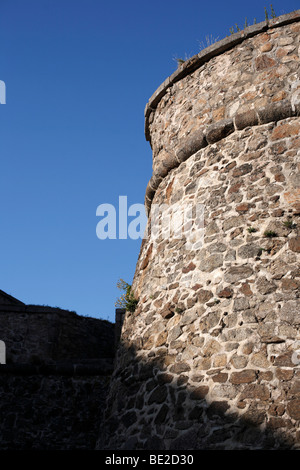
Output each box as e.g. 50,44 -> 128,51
0,305 -> 114,364
0,364 -> 112,450
0,298 -> 115,450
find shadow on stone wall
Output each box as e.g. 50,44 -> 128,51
0,298 -> 116,450
0,366 -> 112,450
99,340 -> 299,450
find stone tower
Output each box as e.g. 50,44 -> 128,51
100,11 -> 300,450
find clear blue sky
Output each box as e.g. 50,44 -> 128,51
0,0 -> 299,322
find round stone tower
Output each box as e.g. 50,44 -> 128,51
100,11 -> 300,450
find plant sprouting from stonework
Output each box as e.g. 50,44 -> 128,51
174,57 -> 186,67
115,278 -> 139,312
173,52 -> 192,68
247,226 -> 258,233
283,218 -> 297,230
175,5 -> 278,68
264,230 -> 278,238
265,6 -> 269,20
229,5 -> 277,36
265,4 -> 277,20
270,4 -> 277,18
198,35 -> 220,51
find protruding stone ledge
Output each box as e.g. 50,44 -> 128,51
235,109 -> 259,130
257,100 -> 295,124
144,98 -> 300,214
175,130 -> 207,163
206,119 -> 234,145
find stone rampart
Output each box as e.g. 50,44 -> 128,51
0,367 -> 110,450
0,304 -> 114,364
100,11 -> 300,450
0,296 -> 115,450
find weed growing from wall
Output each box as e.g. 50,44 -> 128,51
230,4 -> 277,35
174,4 -> 278,68
115,279 -> 139,312
283,219 -> 297,229
264,230 -> 278,238
198,34 -> 220,51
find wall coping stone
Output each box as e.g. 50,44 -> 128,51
0,304 -> 113,328
0,359 -> 114,376
0,304 -> 78,314
143,10 -> 300,214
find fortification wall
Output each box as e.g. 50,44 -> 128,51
0,369 -> 110,450
100,12 -> 300,450
0,300 -> 115,450
0,304 -> 114,364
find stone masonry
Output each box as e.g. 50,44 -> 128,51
0,291 -> 115,450
99,11 -> 300,450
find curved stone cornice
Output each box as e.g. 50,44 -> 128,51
145,99 -> 300,214
144,10 -> 300,215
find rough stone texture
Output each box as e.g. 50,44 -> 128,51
100,13 -> 300,451
0,371 -> 110,450
144,12 -> 300,214
0,295 -> 115,450
0,304 -> 114,364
